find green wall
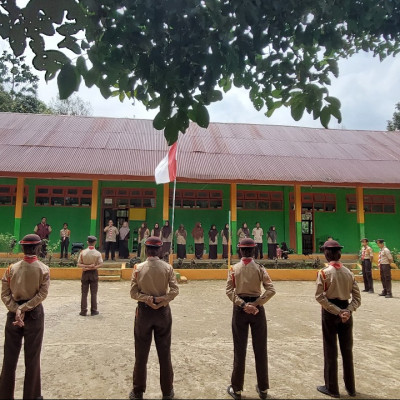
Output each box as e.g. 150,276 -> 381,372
0,178 -> 17,236
364,188 -> 400,251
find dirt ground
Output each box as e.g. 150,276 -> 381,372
0,279 -> 399,400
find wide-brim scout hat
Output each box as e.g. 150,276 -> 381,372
238,238 -> 257,248
321,239 -> 343,249
19,234 -> 41,245
145,236 -> 163,247
87,235 -> 97,242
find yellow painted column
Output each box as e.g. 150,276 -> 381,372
90,179 -> 99,236
294,184 -> 302,254
163,183 -> 169,222
13,177 -> 24,249
356,186 -> 365,239
230,183 -> 237,255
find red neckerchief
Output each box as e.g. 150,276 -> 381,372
241,257 -> 253,265
23,255 -> 38,263
88,246 -> 95,250
329,261 -> 342,269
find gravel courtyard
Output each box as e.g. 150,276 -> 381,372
0,280 -> 399,399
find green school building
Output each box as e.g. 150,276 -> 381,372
1,112 -> 400,257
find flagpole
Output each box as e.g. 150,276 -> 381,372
169,178 -> 177,265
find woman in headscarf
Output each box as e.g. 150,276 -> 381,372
192,222 -> 204,259
208,224 -> 218,259
151,223 -> 161,239
175,224 -> 187,259
267,225 -> 278,259
221,223 -> 230,259
237,222 -> 250,256
137,222 -> 150,258
161,220 -> 172,259
118,221 -> 130,259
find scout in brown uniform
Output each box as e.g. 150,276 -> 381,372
0,234 -> 50,400
78,236 -> 103,316
315,240 -> 361,398
104,219 -> 119,261
130,236 -> 179,400
226,238 -> 276,400
137,222 -> 150,258
60,222 -> 71,259
360,238 -> 374,293
376,239 -> 394,298
252,222 -> 264,259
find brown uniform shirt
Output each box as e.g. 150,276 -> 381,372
379,247 -> 393,265
130,257 -> 179,302
252,227 -> 263,243
237,228 -> 248,240
226,258 -> 276,307
60,228 -> 71,238
78,247 -> 103,266
315,262 -> 361,315
361,245 -> 373,260
1,258 -> 50,313
104,226 -> 119,242
175,230 -> 187,245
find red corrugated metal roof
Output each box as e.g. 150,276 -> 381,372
1,112 -> 400,185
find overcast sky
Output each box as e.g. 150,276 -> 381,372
1,39 -> 399,131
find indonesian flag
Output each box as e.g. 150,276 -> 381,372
155,142 -> 177,184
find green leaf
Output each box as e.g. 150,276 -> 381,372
195,104 -> 210,128
164,117 -> 179,145
290,96 -> 305,121
76,56 -> 88,75
271,89 -> 281,99
320,106 -> 331,128
325,96 -> 341,109
153,111 -> 167,130
57,63 -> 79,99
208,89 -> 223,102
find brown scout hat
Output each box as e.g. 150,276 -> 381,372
238,238 -> 257,248
19,234 -> 41,245
375,239 -> 385,244
321,239 -> 343,249
87,235 -> 97,242
145,236 -> 163,247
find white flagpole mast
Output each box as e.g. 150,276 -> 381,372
169,178 -> 177,265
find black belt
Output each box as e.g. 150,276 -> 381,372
328,298 -> 349,308
240,296 -> 259,303
16,300 -> 28,305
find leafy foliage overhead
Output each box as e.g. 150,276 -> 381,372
1,0 -> 400,143
387,102 -> 400,131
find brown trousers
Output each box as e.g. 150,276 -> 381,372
133,303 -> 173,396
231,305 -> 269,392
0,304 -> 44,400
380,264 -> 392,295
81,270 -> 98,313
322,300 -> 355,396
361,259 -> 374,291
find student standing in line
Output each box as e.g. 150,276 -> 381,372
192,222 -> 204,259
208,224 -> 218,259
137,222 -> 150,259
376,239 -> 394,298
221,223 -> 230,259
0,234 -> 50,399
104,219 -> 119,261
118,221 -> 130,259
151,223 -> 162,239
226,238 -> 276,400
60,222 -> 71,259
315,240 -> 361,398
252,222 -> 264,259
267,226 -> 277,259
360,238 -> 374,293
175,224 -> 187,259
161,220 -> 172,259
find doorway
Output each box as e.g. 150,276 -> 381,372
102,208 -> 129,249
301,211 -> 313,255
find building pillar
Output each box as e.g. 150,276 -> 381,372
356,186 -> 365,240
283,186 -> 290,245
90,179 -> 99,236
13,177 -> 24,251
230,183 -> 237,251
163,183 -> 169,223
294,184 -> 302,255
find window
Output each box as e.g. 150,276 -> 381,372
289,192 -> 336,212
35,186 -> 92,207
347,194 -> 396,214
170,189 -> 223,209
0,185 -> 28,206
237,191 -> 283,210
102,188 -> 156,208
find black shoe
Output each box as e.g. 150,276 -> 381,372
91,310 -> 100,316
227,385 -> 241,400
346,389 -> 356,397
256,385 -> 268,399
368,290 -> 374,293
362,289 -> 368,292
385,294 -> 393,298
79,311 -> 87,316
378,292 -> 387,296
317,385 -> 340,398
162,389 -> 174,399
129,390 -> 143,400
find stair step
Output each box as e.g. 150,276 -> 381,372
98,268 -> 121,276
99,276 -> 121,281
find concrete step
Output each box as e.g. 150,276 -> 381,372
98,268 -> 121,276
99,275 -> 121,281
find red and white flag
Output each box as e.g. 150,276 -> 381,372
155,142 -> 177,184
